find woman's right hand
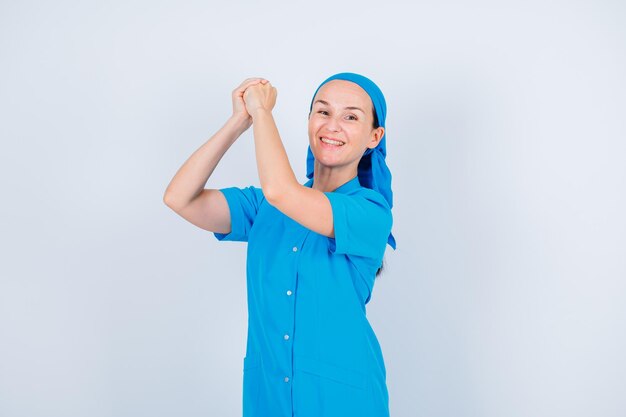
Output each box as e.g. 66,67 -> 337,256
231,77 -> 268,129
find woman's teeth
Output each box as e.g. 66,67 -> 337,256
320,137 -> 344,146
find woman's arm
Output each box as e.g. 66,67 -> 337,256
163,114 -> 249,211
163,78 -> 267,233
244,82 -> 335,238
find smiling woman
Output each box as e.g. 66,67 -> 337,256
164,72 -> 397,417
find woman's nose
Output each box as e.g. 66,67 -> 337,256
324,116 -> 341,132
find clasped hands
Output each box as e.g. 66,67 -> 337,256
231,77 -> 277,124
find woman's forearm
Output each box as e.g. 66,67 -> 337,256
163,115 -> 250,209
250,109 -> 299,202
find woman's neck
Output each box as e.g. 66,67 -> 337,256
311,163 -> 358,192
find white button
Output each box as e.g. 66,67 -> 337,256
284,376 -> 290,382
284,334 -> 290,340
286,290 -> 292,296
292,246 -> 298,252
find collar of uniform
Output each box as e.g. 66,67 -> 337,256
303,175 -> 361,193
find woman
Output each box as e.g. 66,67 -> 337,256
164,72 -> 397,417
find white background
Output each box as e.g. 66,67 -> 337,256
1,1 -> 624,416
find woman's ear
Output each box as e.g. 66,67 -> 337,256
367,127 -> 385,149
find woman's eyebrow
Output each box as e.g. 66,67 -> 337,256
313,99 -> 365,114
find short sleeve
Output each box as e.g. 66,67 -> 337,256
323,190 -> 393,261
213,185 -> 265,242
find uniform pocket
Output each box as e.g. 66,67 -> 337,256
242,353 -> 262,416
294,355 -> 366,390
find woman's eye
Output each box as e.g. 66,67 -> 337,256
347,115 -> 357,120
318,110 -> 328,115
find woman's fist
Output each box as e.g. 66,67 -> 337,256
243,81 -> 277,118
231,77 -> 268,125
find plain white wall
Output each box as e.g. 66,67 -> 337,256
1,1 -> 624,416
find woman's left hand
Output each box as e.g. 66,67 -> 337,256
243,80 -> 277,118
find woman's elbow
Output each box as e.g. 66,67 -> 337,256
163,192 -> 187,212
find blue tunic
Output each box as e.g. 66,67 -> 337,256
213,175 -> 392,417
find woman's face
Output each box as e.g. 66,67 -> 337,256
308,79 -> 384,172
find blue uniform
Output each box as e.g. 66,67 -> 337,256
213,175 -> 392,417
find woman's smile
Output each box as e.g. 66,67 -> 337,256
319,136 -> 345,149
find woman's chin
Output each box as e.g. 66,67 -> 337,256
313,157 -> 351,173
312,150 -> 340,164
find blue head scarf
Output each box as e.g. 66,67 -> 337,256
306,72 -> 397,250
